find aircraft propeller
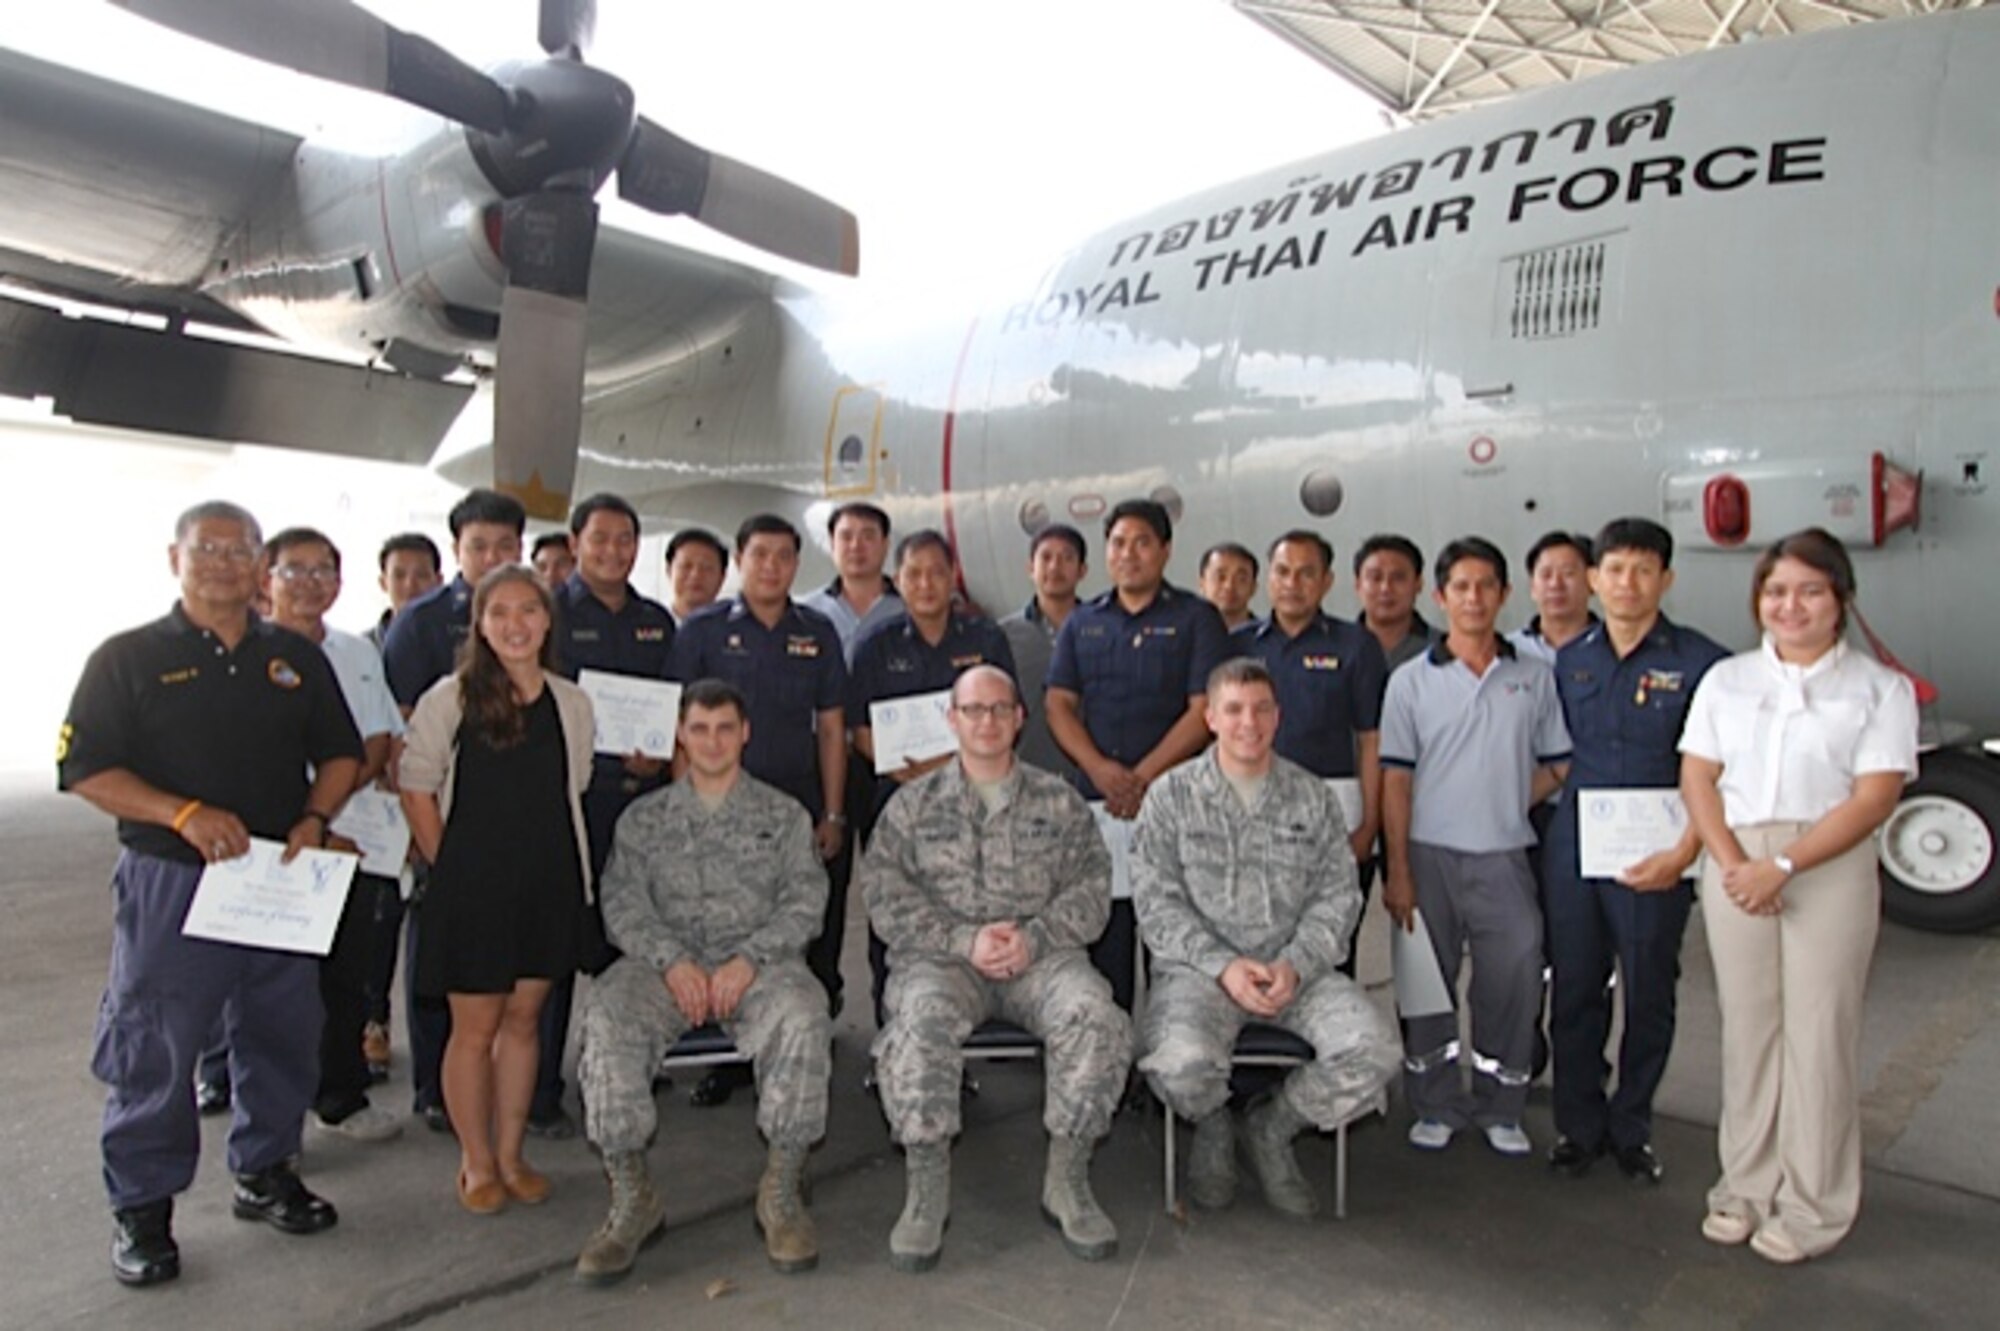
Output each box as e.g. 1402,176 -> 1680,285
110,0 -> 860,519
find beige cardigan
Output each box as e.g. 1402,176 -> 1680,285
400,673 -> 597,902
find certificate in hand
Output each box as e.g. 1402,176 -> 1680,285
579,669 -> 682,760
869,689 -> 957,775
1578,788 -> 1689,880
183,838 -> 358,956
330,787 -> 412,876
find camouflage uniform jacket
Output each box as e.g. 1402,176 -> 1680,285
600,773 -> 825,972
1132,749 -> 1358,985
862,760 -> 1111,966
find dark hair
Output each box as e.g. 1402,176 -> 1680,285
378,532 -> 440,574
827,501 -> 891,540
1199,541 -> 1259,579
569,493 -> 640,539
456,566 -> 558,748
175,500 -> 261,547
894,528 -> 955,569
1592,517 -> 1675,569
531,531 -> 572,559
1268,529 -> 1334,571
448,488 -> 527,539
1105,498 -> 1172,544
1751,527 -> 1855,635
1434,536 -> 1510,589
1353,533 -> 1424,579
666,528 -> 728,567
1030,523 -> 1087,563
735,513 -> 802,554
680,676 -> 749,721
1206,655 -> 1276,697
265,526 -> 341,571
1523,531 -> 1593,577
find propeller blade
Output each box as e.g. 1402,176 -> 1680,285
491,192 -> 599,521
618,118 -> 859,277
112,0 -> 509,134
538,0 -> 597,60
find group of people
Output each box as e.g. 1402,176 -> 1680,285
59,485 -> 1916,1292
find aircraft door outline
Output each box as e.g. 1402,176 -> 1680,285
824,383 -> 886,496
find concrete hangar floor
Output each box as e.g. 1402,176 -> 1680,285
4,770 -> 1996,1330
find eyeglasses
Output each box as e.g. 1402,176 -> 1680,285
184,540 -> 259,565
274,565 -> 340,584
951,702 -> 1020,721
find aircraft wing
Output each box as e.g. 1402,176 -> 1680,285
0,45 -> 470,464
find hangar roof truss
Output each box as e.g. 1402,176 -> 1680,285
1233,0 -> 1990,120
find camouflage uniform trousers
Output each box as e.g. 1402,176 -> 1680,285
579,956 -> 831,1151
873,949 -> 1132,1147
1139,962 -> 1401,1128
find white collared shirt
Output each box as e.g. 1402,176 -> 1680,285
1679,637 -> 1918,825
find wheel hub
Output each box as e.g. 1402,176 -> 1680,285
1878,795 -> 1995,895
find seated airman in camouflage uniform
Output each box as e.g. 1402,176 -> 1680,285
862,665 -> 1132,1272
574,679 -> 831,1284
1134,658 -> 1400,1219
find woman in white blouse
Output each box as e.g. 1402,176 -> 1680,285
1679,528 -> 1917,1264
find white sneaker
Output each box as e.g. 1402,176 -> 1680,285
314,1106 -> 403,1143
1701,1210 -> 1755,1246
1482,1122 -> 1533,1157
1407,1119 -> 1455,1151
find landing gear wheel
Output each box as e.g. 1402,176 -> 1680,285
1878,749 -> 2000,933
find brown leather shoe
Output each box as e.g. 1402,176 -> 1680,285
458,1170 -> 507,1215
502,1165 -> 552,1206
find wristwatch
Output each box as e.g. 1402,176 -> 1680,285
1772,854 -> 1797,879
823,811 -> 848,826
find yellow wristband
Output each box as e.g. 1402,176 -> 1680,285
170,799 -> 203,833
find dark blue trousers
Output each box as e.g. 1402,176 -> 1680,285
95,852 -> 322,1209
1543,811 -> 1694,1153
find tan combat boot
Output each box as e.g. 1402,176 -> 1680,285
574,1151 -> 665,1286
755,1141 -> 818,1273
888,1142 -> 950,1273
1041,1134 -> 1118,1261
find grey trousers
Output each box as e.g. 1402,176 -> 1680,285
1400,842 -> 1543,1129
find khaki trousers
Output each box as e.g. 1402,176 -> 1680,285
1700,822 -> 1878,1256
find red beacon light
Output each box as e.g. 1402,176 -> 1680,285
1703,474 -> 1751,546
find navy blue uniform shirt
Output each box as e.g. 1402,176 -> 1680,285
1047,583 -> 1230,800
555,574 -> 676,792
847,610 -> 1018,722
1234,611 -> 1388,779
1549,614 -> 1728,878
59,606 -> 365,864
383,574 -> 473,707
669,597 -> 846,814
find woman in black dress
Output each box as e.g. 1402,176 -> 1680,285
400,566 -> 595,1213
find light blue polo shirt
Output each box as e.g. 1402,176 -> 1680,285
1379,637 -> 1571,853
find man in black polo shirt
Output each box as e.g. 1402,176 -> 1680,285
671,514 -> 848,1005
1046,498 -> 1230,1009
380,488 -> 525,1130
548,493 -> 677,1130
1236,530 -> 1389,979
59,501 -> 363,1287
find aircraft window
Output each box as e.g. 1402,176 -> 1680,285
1150,485 -> 1185,524
1018,499 -> 1049,534
839,434 -> 865,468
1300,471 -> 1344,517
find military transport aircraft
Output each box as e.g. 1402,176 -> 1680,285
1,2 -> 1997,932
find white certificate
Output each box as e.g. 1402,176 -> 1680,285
182,838 -> 358,956
330,787 -> 411,876
1390,907 -> 1454,1019
1578,788 -> 1689,880
1090,802 -> 1136,901
578,669 -> 682,760
869,689 -> 957,774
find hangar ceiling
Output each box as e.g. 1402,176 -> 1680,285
1234,1 -> 1990,120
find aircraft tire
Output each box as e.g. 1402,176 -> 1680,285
1877,748 -> 2000,933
